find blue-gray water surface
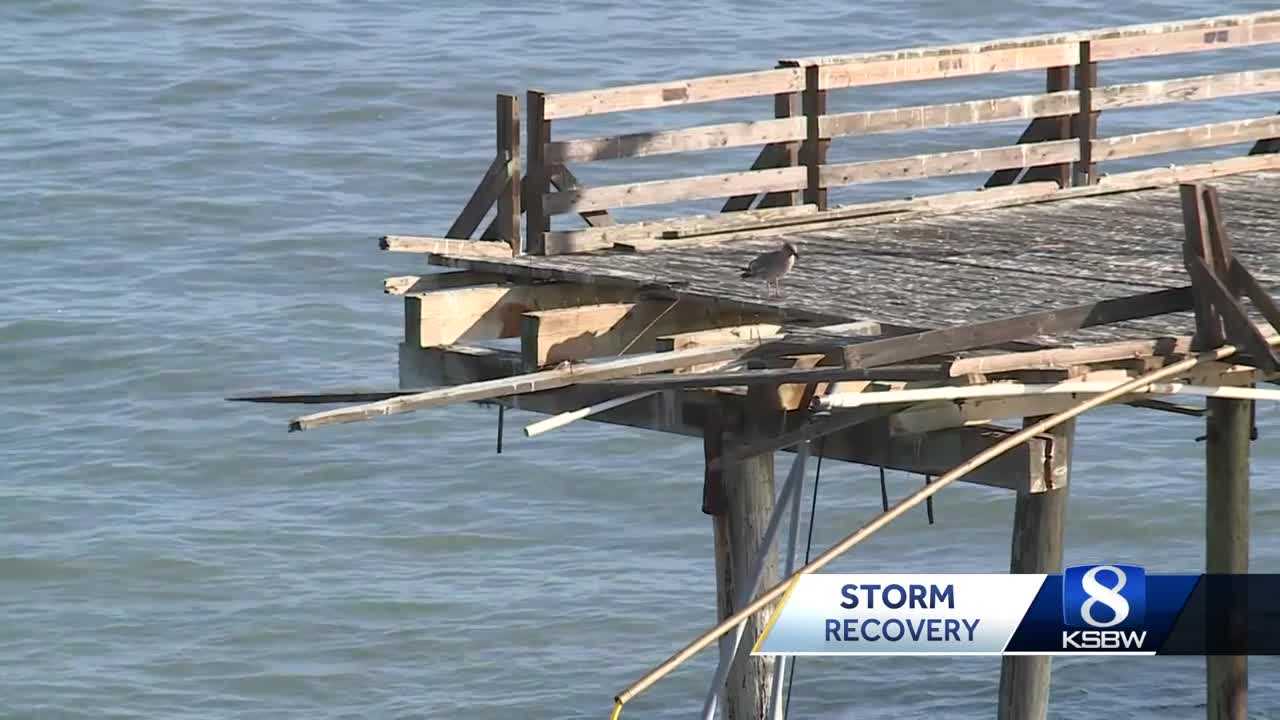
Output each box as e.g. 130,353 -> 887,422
3,1 -> 1280,718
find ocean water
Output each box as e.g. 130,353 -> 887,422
2,1 -> 1279,718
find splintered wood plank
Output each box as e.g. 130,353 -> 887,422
384,271 -> 510,295
821,140 -> 1079,187
541,67 -> 804,119
289,343 -> 758,431
948,336 -> 1195,376
1093,115 -> 1280,162
380,235 -> 515,258
405,284 -> 634,347
842,287 -> 1195,368
543,166 -> 808,215
1093,69 -> 1280,111
446,156 -> 511,239
545,117 -> 805,164
521,301 -> 778,367
821,91 -> 1079,138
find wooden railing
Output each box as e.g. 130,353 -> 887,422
443,10 -> 1280,256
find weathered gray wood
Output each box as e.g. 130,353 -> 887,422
824,90 -> 1079,139
1205,396 -> 1250,720
711,387 -> 780,720
757,67 -> 803,210
821,140 -> 1079,187
1094,115 -> 1280,162
545,117 -> 804,164
722,144 -> 789,212
587,364 -> 949,389
384,271 -> 511,295
496,94 -> 521,252
1074,42 -> 1097,186
548,164 -> 614,227
526,90 -> 550,255
815,43 -> 1078,90
949,336 -> 1194,376
543,166 -> 807,215
542,67 -> 804,119
803,65 -> 828,209
447,155 -> 511,240
998,417 -> 1073,720
1093,69 -> 1280,111
1092,14 -> 1280,61
543,204 -> 817,255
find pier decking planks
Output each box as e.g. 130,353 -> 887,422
428,171 -> 1280,345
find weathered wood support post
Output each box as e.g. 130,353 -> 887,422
496,94 -> 521,254
705,383 -> 781,720
802,64 -> 828,211
997,417 -> 1074,720
1073,41 -> 1097,186
1206,396 -> 1250,720
525,90 -> 550,255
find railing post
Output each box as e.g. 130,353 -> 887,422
1073,41 -> 1097,186
1045,66 -> 1073,188
496,94 -> 521,255
802,64 -> 828,210
526,90 -> 550,255
757,61 -> 802,210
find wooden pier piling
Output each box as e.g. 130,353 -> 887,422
998,418 -> 1074,720
1205,397 -> 1250,720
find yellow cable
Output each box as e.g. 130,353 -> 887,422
609,700 -> 624,720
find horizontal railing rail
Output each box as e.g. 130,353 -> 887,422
440,10 -> 1280,256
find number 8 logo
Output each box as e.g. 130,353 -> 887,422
1080,565 -> 1131,628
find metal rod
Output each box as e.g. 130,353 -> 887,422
615,342 -> 1244,708
524,391 -> 659,437
768,447 -> 807,720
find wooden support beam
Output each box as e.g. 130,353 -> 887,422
520,301 -> 776,368
1093,115 -> 1280,162
1205,396 -> 1250,720
405,283 -> 634,347
380,235 -> 514,258
711,386 -> 780,720
526,90 -> 550,255
495,94 -> 521,253
447,155 -> 511,240
758,65 -> 803,210
548,164 -> 613,227
1073,41 -> 1097,186
998,417 -> 1073,720
722,144 -> 788,212
948,336 -> 1194,376
586,364 -> 950,390
802,64 -> 828,210
842,286 -> 1194,368
985,70 -> 1075,188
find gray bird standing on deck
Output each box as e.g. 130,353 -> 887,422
740,241 -> 798,297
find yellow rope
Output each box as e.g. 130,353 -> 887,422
609,700 -> 624,720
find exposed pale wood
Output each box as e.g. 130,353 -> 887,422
816,43 -> 1079,90
545,117 -> 804,164
998,417 -> 1073,720
1205,396 -> 1250,720
524,390 -> 659,437
656,324 -> 784,352
542,67 -> 804,120
543,204 -> 818,255
1093,69 -> 1280,111
948,336 -> 1194,376
1086,153 -> 1280,192
819,380 -> 1280,409
1092,15 -> 1280,61
405,283 -> 634,347
587,364 -> 950,390
823,91 -> 1079,138
380,235 -> 514,258
496,94 -> 521,252
543,166 -> 808,215
843,287 -> 1194,368
291,342 -> 763,431
820,140 -> 1079,187
1093,115 -> 1280,162
447,155 -> 511,240
526,90 -> 550,255
520,301 -> 775,367
384,271 -> 511,295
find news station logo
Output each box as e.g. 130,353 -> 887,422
1061,564 -> 1148,650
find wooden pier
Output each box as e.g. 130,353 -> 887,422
237,10 -> 1280,720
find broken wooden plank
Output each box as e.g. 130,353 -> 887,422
948,336 -> 1195,376
581,364 -> 951,389
290,342 -> 759,431
822,91 -> 1079,138
842,286 -> 1195,368
820,140 -> 1079,188
380,235 -> 514,258
543,165 -> 808,216
446,156 -> 512,240
542,67 -> 804,119
1092,69 -> 1280,111
1093,115 -> 1280,162
545,117 -> 805,164
230,389 -> 426,404
384,271 -> 511,295
405,283 -> 634,347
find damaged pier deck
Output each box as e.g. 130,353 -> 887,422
238,10 -> 1280,720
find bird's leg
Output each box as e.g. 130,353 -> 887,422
777,278 -> 785,298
